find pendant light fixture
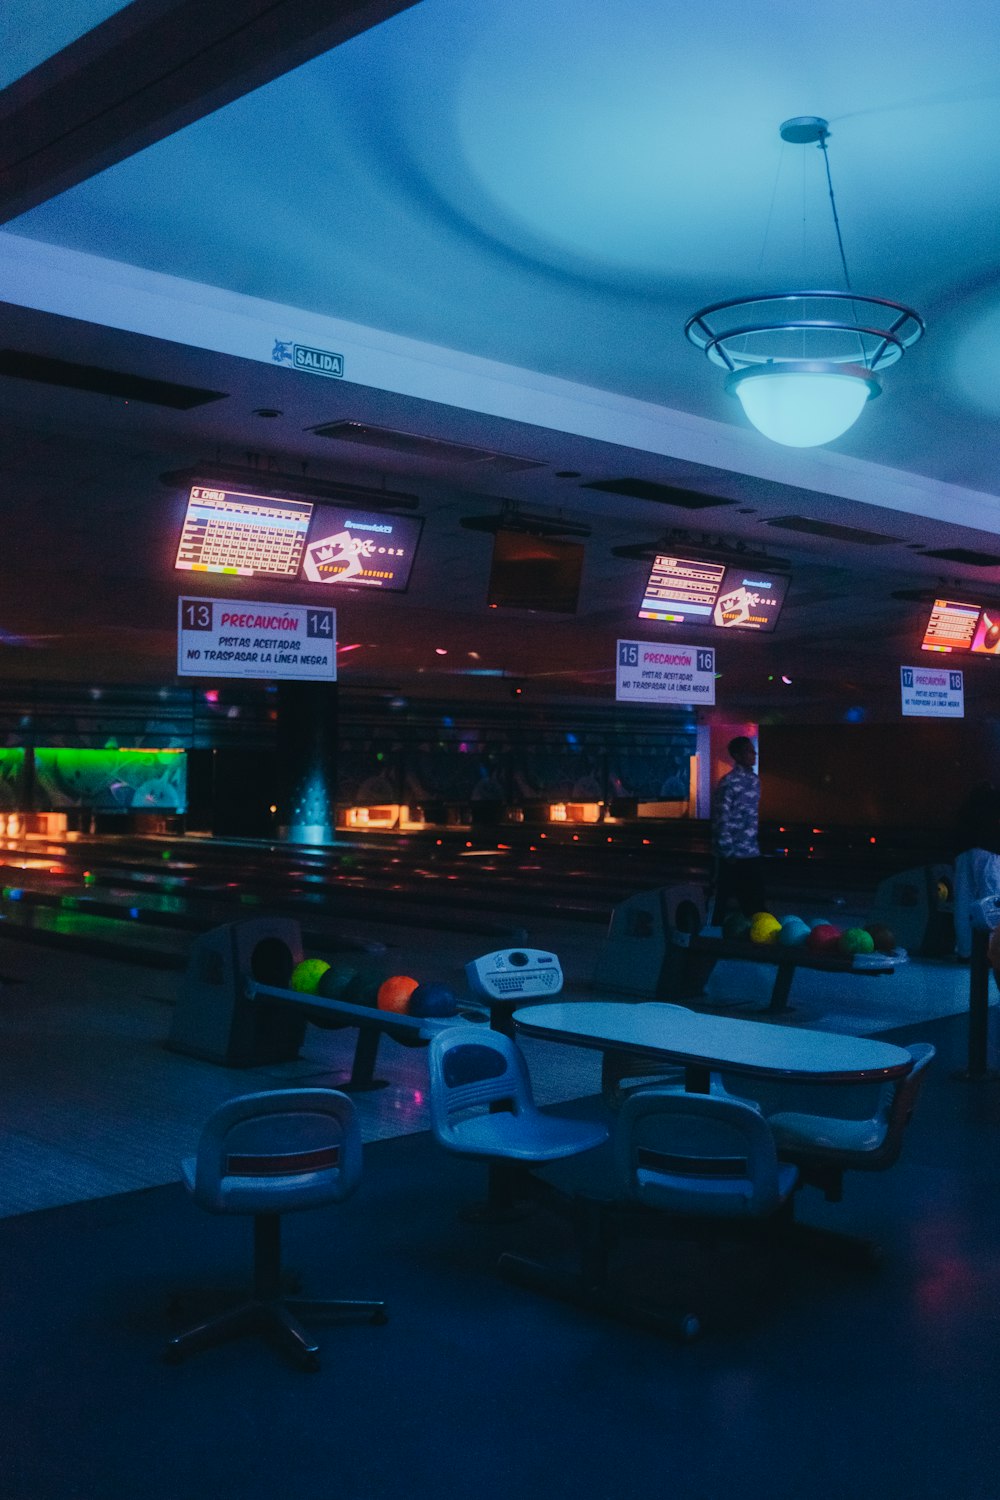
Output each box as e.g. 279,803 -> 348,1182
685,117 -> 924,448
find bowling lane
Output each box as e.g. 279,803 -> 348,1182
0,819 -> 951,974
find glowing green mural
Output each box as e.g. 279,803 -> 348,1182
33,749 -> 186,812
0,749 -> 24,810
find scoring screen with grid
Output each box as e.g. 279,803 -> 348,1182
175,487 -> 313,578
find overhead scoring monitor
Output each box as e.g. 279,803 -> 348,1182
638,553 -> 788,632
921,597 -> 1000,655
302,504 -> 423,591
487,530 -> 585,614
174,483 -> 423,590
175,486 -> 312,578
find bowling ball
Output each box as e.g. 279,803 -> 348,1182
315,961 -> 358,1000
807,923 -> 842,952
289,958 -> 331,994
722,911 -> 752,941
808,916 -> 832,929
778,916 -> 811,946
865,922 -> 897,955
936,878 -> 952,904
302,961 -> 360,1032
839,926 -> 875,956
749,912 -> 782,944
377,974 -> 420,1013
343,961 -> 388,1008
408,981 -> 460,1018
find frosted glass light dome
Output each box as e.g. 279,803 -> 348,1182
726,364 -> 880,448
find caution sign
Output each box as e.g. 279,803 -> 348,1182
616,639 -> 716,706
900,664 -> 963,718
177,597 -> 336,681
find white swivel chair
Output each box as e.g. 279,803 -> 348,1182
165,1088 -> 386,1371
501,1089 -> 798,1339
428,1026 -> 608,1220
768,1042 -> 936,1202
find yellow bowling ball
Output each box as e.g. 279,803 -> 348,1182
749,912 -> 782,944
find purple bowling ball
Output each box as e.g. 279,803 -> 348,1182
408,981 -> 459,1018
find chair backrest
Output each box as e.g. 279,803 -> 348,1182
191,1088 -> 362,1214
864,1041 -> 936,1171
614,1088 -> 794,1219
427,1026 -> 534,1147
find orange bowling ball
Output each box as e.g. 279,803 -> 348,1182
376,974 -> 420,1013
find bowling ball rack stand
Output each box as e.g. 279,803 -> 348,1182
246,980 -> 483,1090
668,929 -> 901,1014
955,927 -> 1000,1082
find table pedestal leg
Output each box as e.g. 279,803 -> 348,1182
767,967 -> 795,1014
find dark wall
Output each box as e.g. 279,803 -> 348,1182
760,722 -> 1000,831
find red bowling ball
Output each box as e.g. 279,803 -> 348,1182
806,923 -> 843,952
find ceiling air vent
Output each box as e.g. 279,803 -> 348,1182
765,515 -> 900,545
0,349 -> 227,409
918,548 -> 1000,567
160,463 -> 419,509
612,538 -> 787,568
582,478 -> 736,508
308,420 -> 544,472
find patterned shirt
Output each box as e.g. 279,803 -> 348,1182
712,764 -> 761,859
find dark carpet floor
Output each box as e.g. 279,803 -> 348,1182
2,1011 -> 999,1500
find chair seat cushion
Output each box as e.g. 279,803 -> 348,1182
769,1111 -> 886,1155
181,1154 -> 350,1213
450,1112 -> 607,1162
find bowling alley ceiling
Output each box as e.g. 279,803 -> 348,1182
3,0 -> 1000,719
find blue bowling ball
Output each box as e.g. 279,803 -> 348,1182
408,981 -> 459,1018
778,917 -> 811,946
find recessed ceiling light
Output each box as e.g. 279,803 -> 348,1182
555,470 -> 581,478
253,407 -> 282,418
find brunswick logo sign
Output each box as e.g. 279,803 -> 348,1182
272,340 -> 344,379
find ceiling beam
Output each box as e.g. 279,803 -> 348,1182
0,0 -> 421,224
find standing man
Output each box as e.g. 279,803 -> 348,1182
711,735 -> 766,922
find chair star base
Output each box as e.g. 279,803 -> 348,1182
165,1294 -> 387,1371
777,1215 -> 883,1269
497,1251 -> 701,1342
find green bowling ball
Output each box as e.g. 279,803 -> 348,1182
840,927 -> 876,956
315,961 -> 358,999
722,912 -> 752,941
289,958 -> 331,994
306,960 -> 361,1031
342,959 -> 388,1007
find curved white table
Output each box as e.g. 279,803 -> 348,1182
512,1000 -> 913,1091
